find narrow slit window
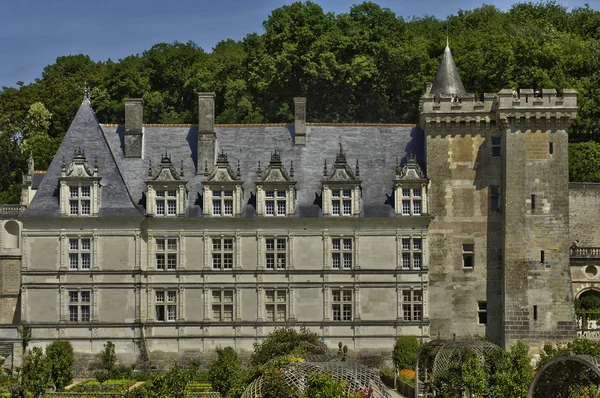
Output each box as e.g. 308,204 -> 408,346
540,250 -> 545,264
549,142 -> 554,154
533,305 -> 538,321
531,195 -> 536,211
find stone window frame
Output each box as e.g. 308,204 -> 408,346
401,187 -> 423,216
155,237 -> 178,271
491,136 -> 502,158
68,289 -> 91,323
332,289 -> 353,321
212,289 -> 235,322
490,185 -> 501,211
68,237 -> 92,270
60,181 -> 101,217
265,237 -> 287,270
478,301 -> 488,325
265,289 -> 287,322
331,237 -> 354,270
203,183 -> 244,217
462,243 -> 475,269
146,183 -> 187,217
212,236 -> 235,270
401,236 -> 423,270
322,184 -> 361,217
155,289 -> 177,322
211,188 -> 235,216
402,289 -> 423,322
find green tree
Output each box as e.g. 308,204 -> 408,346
569,141 -> 600,182
21,102 -> 60,171
45,340 -> 74,390
261,367 -> 295,398
392,336 -> 420,370
100,341 -> 116,374
145,362 -> 192,398
251,327 -> 322,366
303,372 -> 364,398
489,341 -> 532,398
462,349 -> 488,397
208,346 -> 242,397
21,347 -> 50,397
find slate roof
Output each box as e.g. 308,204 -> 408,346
21,100 -> 141,218
430,44 -> 467,97
21,98 -> 426,218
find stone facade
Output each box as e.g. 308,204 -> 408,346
0,45 -> 584,362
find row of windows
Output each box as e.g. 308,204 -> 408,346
65,289 -> 425,323
64,236 -> 429,271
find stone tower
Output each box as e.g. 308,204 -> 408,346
498,88 -> 578,347
421,44 -> 578,348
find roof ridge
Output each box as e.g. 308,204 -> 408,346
101,123 -> 417,128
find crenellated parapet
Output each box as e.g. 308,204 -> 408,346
419,93 -> 496,130
496,88 -> 578,130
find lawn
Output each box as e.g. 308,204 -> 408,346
70,379 -> 136,393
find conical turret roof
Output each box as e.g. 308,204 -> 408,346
430,43 -> 466,96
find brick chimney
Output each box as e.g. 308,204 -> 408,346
198,93 -> 217,174
294,97 -> 306,145
124,99 -> 143,158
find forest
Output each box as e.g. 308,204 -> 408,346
1,1 -> 600,203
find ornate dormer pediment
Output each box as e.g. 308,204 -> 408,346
255,152 -> 296,217
204,151 -> 241,183
323,143 -> 361,183
257,151 -> 295,184
61,148 -> 98,179
58,148 -> 101,216
395,154 -> 426,181
147,153 -> 185,183
145,153 -> 187,217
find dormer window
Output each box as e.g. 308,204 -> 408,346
59,148 -> 101,216
203,152 -> 244,217
145,153 -> 187,217
395,154 -> 428,216
322,144 -> 361,217
255,151 -> 296,217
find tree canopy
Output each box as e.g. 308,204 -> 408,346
2,1 -> 600,202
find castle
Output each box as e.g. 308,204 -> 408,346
0,44 -> 582,364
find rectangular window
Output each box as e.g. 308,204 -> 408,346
155,290 -> 177,322
490,186 -> 500,210
265,190 -> 288,216
402,289 -> 423,321
212,189 -> 235,216
265,290 -> 287,322
491,137 -> 502,157
413,200 -> 422,215
68,186 -> 92,216
265,238 -> 286,270
540,250 -> 545,264
167,200 -> 177,216
331,189 -> 352,216
332,238 -> 353,269
478,302 -> 487,325
68,238 -> 91,270
549,142 -> 554,155
332,289 -> 353,321
402,200 -> 411,215
463,244 -> 475,269
531,194 -> 536,211
212,290 -> 234,322
212,238 -> 234,270
156,238 -> 178,270
68,290 -> 91,322
402,237 -> 423,270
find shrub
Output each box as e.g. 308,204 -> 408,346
392,337 -> 420,371
251,327 -> 322,366
379,368 -> 395,388
100,342 -> 116,374
20,347 -> 50,397
261,368 -> 294,398
208,347 -> 242,397
45,340 -> 74,389
94,370 -> 109,384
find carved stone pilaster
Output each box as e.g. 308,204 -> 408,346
288,231 -> 294,270
322,230 -> 329,270
92,285 -> 99,322
92,230 -> 99,270
179,286 -> 185,321
178,231 -> 185,270
134,231 -> 141,270
203,230 -> 210,270
203,287 -> 210,321
323,285 -> 330,321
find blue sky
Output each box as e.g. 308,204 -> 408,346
0,0 -> 594,88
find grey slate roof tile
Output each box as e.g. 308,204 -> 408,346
21,101 -> 142,218
101,124 -> 424,218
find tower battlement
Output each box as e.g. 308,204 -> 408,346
420,93 -> 496,129
496,88 -> 578,127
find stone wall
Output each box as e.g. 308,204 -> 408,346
569,184 -> 600,246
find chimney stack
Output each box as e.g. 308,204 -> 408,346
198,93 -> 217,174
124,99 -> 143,158
294,97 -> 306,145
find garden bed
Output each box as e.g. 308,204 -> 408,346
70,379 -> 136,393
186,381 -> 213,392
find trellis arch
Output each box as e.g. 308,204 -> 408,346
415,339 -> 502,397
240,359 -> 391,398
528,355 -> 600,398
